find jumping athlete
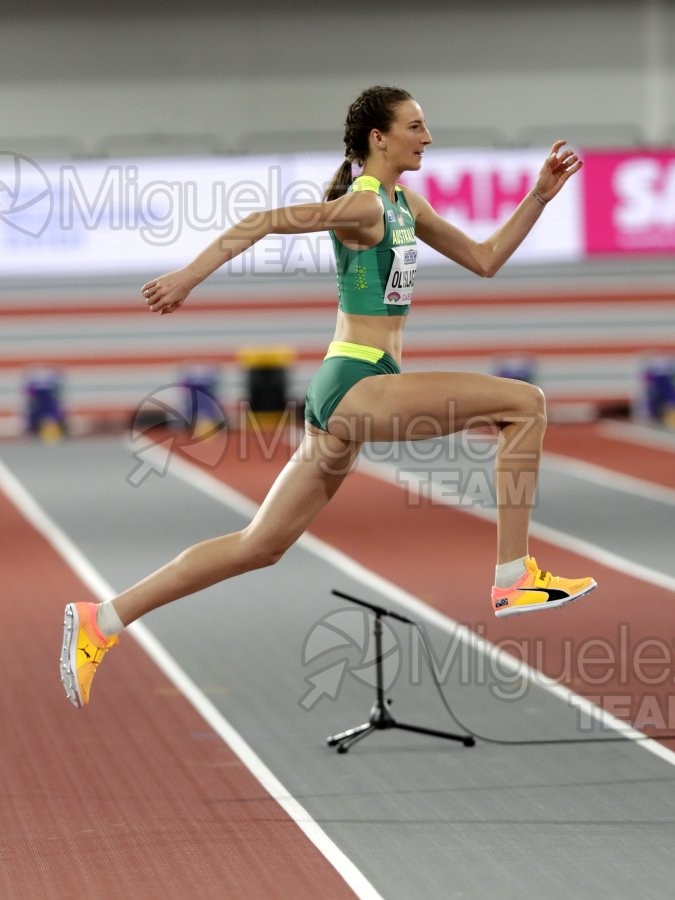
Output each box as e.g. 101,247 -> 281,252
59,86 -> 596,708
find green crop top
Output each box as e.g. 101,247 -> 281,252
330,175 -> 417,317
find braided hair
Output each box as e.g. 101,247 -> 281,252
324,86 -> 414,201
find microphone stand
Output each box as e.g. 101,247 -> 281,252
325,589 -> 475,754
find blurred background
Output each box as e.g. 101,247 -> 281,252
1,0 -> 674,436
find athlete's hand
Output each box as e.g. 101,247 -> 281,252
533,140 -> 583,202
141,268 -> 197,315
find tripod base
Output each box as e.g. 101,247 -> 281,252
326,698 -> 475,754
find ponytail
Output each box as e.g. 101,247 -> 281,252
324,158 -> 354,202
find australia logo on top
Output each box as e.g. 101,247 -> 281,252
391,225 -> 416,245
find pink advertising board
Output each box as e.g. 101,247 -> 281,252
584,151 -> 675,255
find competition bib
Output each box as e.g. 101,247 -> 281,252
383,245 -> 417,306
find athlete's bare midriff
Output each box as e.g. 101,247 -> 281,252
333,309 -> 406,365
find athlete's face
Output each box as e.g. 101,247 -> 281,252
372,100 -> 432,171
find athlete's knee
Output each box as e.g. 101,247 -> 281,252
515,382 -> 547,426
256,542 -> 288,568
239,528 -> 292,571
532,385 -> 547,427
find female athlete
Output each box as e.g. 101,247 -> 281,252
60,85 -> 596,708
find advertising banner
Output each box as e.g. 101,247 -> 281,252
583,150 -> 675,255
0,146 -> 591,278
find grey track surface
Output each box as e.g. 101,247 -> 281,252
4,437 -> 675,900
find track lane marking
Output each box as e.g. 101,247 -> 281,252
543,451 -> 675,506
600,420 -> 675,453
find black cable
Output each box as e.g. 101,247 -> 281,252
411,622 -> 675,746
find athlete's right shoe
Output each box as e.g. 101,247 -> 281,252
59,602 -> 118,707
491,556 -> 596,618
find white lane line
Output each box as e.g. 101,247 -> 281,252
600,420 -> 675,453
148,447 -> 675,770
543,451 -> 675,506
0,455 -> 384,900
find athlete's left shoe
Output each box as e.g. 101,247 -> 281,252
492,556 -> 596,618
59,602 -> 118,707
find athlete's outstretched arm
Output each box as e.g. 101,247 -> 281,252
141,190 -> 382,315
409,139 -> 582,278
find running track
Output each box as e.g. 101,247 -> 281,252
2,420 -> 675,898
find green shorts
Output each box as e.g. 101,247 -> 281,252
304,340 -> 401,432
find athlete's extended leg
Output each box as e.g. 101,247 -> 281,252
60,429 -> 361,706
328,370 -> 596,616
113,429 -> 361,624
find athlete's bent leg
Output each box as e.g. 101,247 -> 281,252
328,370 -> 595,616
329,370 -> 544,562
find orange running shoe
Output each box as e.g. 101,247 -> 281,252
59,602 -> 118,707
492,557 -> 596,618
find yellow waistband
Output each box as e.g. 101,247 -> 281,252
324,341 -> 386,364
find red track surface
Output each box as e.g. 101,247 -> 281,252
3,342 -> 673,371
0,489 -> 355,900
542,423 -> 675,489
1,288 -> 674,318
